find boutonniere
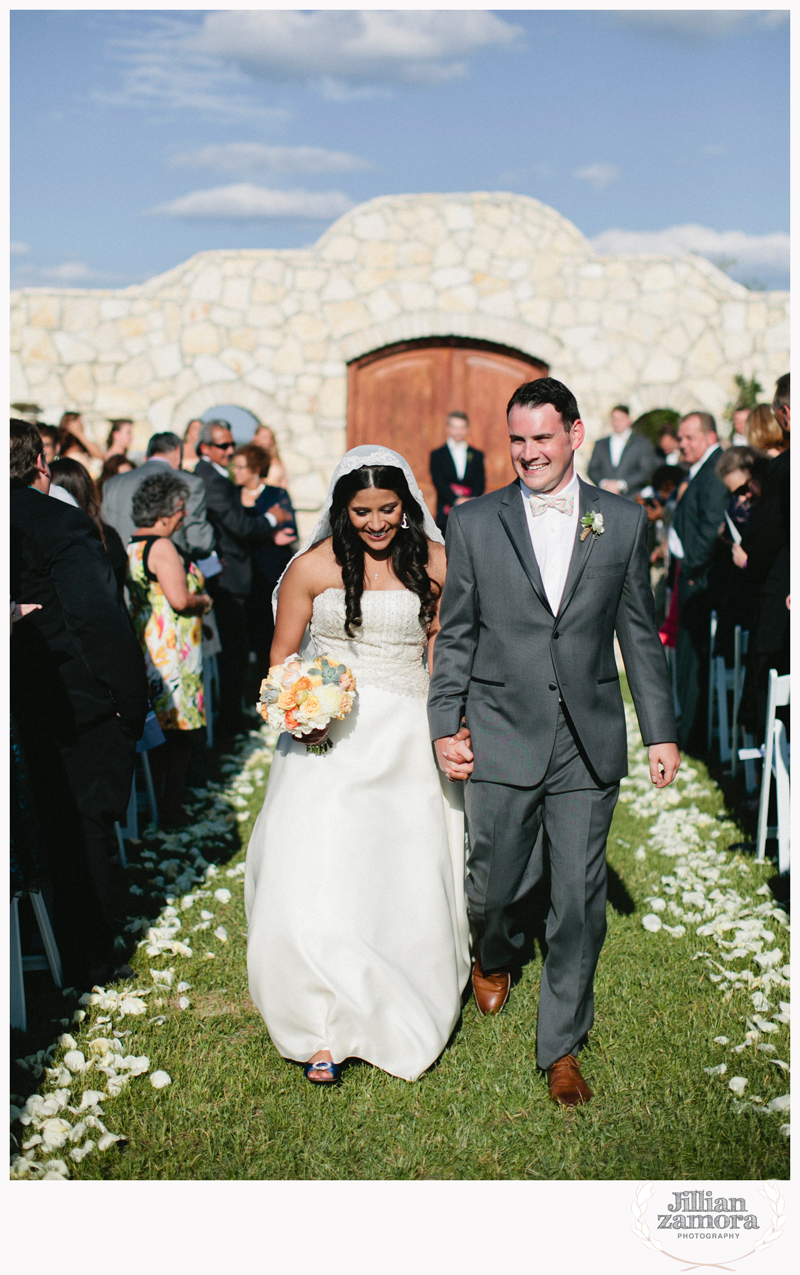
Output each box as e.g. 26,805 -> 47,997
580,510 -> 605,541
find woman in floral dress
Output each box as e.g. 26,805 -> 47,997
126,472 -> 212,826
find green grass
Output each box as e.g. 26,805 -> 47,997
13,690 -> 790,1181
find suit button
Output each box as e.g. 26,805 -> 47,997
548,683 -> 557,691
552,631 -> 560,639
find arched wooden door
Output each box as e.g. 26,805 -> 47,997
347,338 -> 548,514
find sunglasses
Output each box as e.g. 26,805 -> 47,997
210,441 -> 235,451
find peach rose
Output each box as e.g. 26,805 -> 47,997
284,709 -> 300,731
277,690 -> 297,711
302,695 -> 321,717
293,676 -> 312,693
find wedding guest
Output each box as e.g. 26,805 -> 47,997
37,424 -> 58,466
105,418 -> 134,460
10,418 -> 149,986
587,404 -> 655,498
49,457 -> 128,600
739,374 -> 790,742
102,431 -> 215,562
252,423 -> 288,487
671,412 -> 728,750
126,472 -> 212,826
745,403 -> 788,457
732,404 -> 751,440
98,453 -> 137,493
711,446 -> 767,664
195,421 -> 280,735
231,443 -> 298,669
429,411 -> 486,533
57,411 -> 104,468
182,418 -> 203,472
655,420 -> 683,467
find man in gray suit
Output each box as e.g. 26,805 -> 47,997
428,378 -> 679,1106
101,431 -> 215,560
588,404 -> 656,498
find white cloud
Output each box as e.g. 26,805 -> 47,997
12,260 -> 132,286
171,143 -> 370,176
574,164 -> 620,192
10,241 -> 30,256
591,224 -> 789,281
149,183 -> 354,220
611,10 -> 788,44
191,10 -> 522,93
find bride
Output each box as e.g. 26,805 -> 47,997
245,446 -> 471,1084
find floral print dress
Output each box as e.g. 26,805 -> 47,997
126,536 -> 206,731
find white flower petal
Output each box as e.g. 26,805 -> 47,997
642,914 -> 662,932
766,1094 -> 790,1114
62,1050 -> 86,1073
713,1036 -> 729,1045
214,888 -> 231,903
178,997 -> 190,1010
728,1076 -> 748,1096
150,1071 -> 172,1089
213,926 -> 228,942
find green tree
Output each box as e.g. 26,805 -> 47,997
724,373 -> 763,425
632,408 -> 679,447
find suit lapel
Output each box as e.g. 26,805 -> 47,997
556,479 -> 599,619
498,483 -> 553,615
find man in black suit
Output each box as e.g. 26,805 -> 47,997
671,411 -> 729,750
429,411 -> 486,533
194,420 -> 286,734
740,374 -> 790,741
588,405 -> 656,499
10,419 -> 149,985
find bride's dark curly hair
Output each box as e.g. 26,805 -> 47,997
330,465 -> 441,638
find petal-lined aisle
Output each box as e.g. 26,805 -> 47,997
10,693 -> 789,1181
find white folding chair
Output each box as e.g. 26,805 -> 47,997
755,670 -> 791,869
10,892 -> 63,1033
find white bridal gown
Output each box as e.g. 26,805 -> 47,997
245,587 -> 471,1082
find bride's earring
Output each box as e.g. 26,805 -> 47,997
400,513 -> 409,529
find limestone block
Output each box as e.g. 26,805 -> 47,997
164,303 -> 182,341
682,312 -> 708,343
10,354 -> 30,401
99,299 -> 130,321
287,313 -> 328,342
478,288 -> 516,318
246,304 -> 284,330
575,300 -> 602,324
28,297 -> 60,328
117,355 -> 154,388
659,324 -> 693,359
352,211 -> 389,242
431,266 -> 471,289
27,373 -> 66,406
95,386 -> 148,415
151,343 -> 184,379
640,351 -> 682,383
320,234 -> 359,263
26,362 -> 54,388
289,471 -> 329,509
251,280 -> 283,305
721,333 -> 756,363
54,331 -> 96,364
222,278 -> 251,310
575,277 -> 606,301
220,348 -> 256,377
397,242 -> 432,269
182,301 -> 212,324
92,326 -> 128,360
287,414 -> 316,439
269,338 -> 303,375
432,241 -> 464,271
640,264 -> 677,293
63,363 -> 96,402
62,298 -> 99,332
495,227 -> 535,260
302,342 -> 328,363
320,273 -> 356,303
229,326 -> 258,351
360,242 -> 396,271
721,303 -> 747,334
318,377 -> 347,418
481,202 -> 511,230
685,330 -> 724,375
764,319 -> 789,352
324,300 -> 372,338
191,354 -> 235,384
209,306 -> 242,329
576,340 -> 615,371
94,364 -> 116,385
243,367 -> 276,396
473,273 -> 509,296
182,323 -> 221,355
295,373 -> 323,395
414,218 -> 446,248
551,301 -> 577,328
122,337 -> 148,358
189,266 -> 223,302
281,294 -> 303,319
599,302 -> 630,332
118,316 -> 148,338
253,257 -> 286,283
367,289 -> 401,323
21,328 -> 58,363
148,394 -> 177,432
397,280 -> 436,311
745,301 -> 768,332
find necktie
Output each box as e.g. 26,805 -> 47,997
527,491 -> 574,517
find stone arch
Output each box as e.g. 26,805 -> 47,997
170,383 -> 286,449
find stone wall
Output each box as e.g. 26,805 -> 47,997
11,192 -> 789,532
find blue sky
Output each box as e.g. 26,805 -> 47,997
11,9 -> 790,291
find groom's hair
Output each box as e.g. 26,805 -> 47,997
507,378 -> 580,430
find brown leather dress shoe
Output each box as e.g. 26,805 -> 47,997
472,954 -> 511,1016
547,1054 -> 592,1106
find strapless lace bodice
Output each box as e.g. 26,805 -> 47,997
310,588 -> 429,700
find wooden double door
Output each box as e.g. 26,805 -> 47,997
347,339 -> 548,515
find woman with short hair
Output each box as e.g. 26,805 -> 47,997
745,404 -> 787,457
126,472 -> 212,826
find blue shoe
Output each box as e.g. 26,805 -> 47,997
304,1058 -> 342,1085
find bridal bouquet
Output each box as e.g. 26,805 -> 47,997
257,654 -> 356,753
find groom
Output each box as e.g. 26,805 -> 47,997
428,378 -> 679,1106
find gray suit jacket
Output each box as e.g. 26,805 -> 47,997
428,478 -> 677,787
587,432 -> 655,497
101,459 -> 215,559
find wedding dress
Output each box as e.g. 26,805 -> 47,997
245,586 -> 471,1081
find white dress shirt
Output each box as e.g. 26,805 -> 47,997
608,427 -> 631,470
521,470 -> 580,614
666,442 -> 720,560
446,438 -> 468,481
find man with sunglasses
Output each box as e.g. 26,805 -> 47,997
195,419 -> 287,736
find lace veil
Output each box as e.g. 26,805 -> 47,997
272,445 -> 444,621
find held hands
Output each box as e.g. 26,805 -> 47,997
648,742 -> 681,788
434,723 -> 474,782
273,527 -> 298,547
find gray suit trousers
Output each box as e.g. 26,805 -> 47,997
464,704 -> 619,1070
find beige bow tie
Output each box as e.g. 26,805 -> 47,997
527,491 -> 575,517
